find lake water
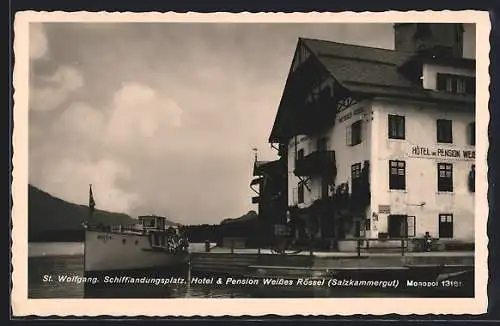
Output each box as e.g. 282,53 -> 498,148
28,242 -> 473,299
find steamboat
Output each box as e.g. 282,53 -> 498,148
84,215 -> 189,274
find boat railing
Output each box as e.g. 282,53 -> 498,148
86,223 -> 145,234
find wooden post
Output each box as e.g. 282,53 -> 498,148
401,239 -> 405,256
357,239 -> 361,257
257,247 -> 261,255
231,239 -> 234,254
309,238 -> 313,256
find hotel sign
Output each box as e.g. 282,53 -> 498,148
409,145 -> 475,161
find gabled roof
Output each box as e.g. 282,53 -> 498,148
301,38 -> 418,89
269,37 -> 476,143
301,37 -> 475,96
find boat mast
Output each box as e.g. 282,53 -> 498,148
83,184 -> 95,273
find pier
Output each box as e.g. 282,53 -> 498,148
191,248 -> 473,275
189,238 -> 474,291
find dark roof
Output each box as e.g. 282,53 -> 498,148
269,37 -> 476,142
301,37 -> 475,98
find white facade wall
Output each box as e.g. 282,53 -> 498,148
370,98 -> 475,241
422,63 -> 475,90
284,61 -> 475,242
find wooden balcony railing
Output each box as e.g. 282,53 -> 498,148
294,150 -> 336,177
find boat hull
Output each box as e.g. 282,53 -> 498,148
84,230 -> 188,272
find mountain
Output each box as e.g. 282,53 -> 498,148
28,184 -> 137,242
220,210 -> 258,225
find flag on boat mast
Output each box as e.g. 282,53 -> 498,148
89,184 -> 95,217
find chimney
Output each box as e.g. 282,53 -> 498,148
394,23 -> 464,58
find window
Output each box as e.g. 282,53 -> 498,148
347,120 -> 362,146
437,163 -> 453,192
467,122 -> 475,146
389,160 -> 406,190
297,182 -> 304,204
351,162 -> 362,193
388,114 -> 405,140
351,163 -> 362,180
437,119 -> 453,143
437,73 -> 475,95
388,215 -> 408,238
439,214 -> 454,238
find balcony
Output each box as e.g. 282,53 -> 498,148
294,150 -> 336,178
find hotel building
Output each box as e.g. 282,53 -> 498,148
264,23 -> 475,247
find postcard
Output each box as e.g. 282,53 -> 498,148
11,10 -> 490,316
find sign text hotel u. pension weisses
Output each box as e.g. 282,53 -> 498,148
408,145 -> 475,160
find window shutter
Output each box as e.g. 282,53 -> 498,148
468,168 -> 475,192
467,122 -> 475,145
346,125 -> 352,146
407,216 -> 415,237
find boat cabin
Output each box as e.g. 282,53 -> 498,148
138,215 -> 167,231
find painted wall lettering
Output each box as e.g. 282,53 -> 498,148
338,111 -> 353,123
338,107 -> 364,123
409,145 -> 475,160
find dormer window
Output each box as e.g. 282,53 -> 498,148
437,73 -> 475,95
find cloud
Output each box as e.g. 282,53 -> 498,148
30,65 -> 84,112
30,81 -> 184,215
39,156 -> 140,213
104,82 -> 183,152
51,102 -> 105,143
30,24 -> 49,60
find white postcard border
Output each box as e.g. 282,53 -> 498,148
12,10 -> 490,316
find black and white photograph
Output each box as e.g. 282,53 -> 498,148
12,11 -> 489,316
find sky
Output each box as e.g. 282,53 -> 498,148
28,22 -> 476,224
